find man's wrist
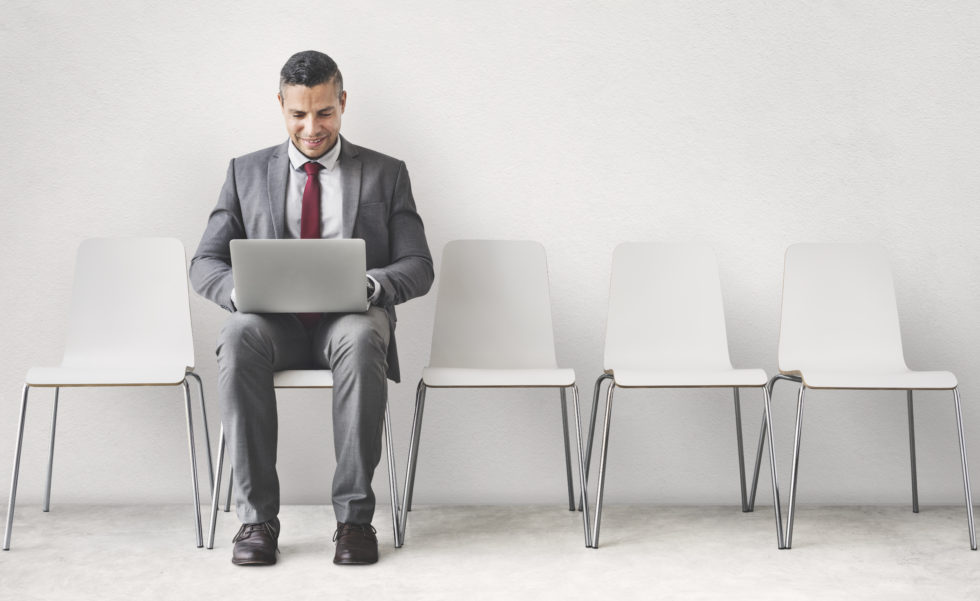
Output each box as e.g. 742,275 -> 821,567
366,275 -> 382,304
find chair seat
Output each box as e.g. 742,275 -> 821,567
421,367 -> 575,388
794,369 -> 957,390
612,368 -> 768,388
26,366 -> 189,386
273,370 -> 334,388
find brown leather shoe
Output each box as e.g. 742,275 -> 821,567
232,517 -> 280,566
333,522 -> 378,565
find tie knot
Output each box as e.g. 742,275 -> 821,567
303,161 -> 323,176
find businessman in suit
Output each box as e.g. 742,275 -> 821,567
190,51 -> 433,566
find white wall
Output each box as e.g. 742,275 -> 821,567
2,0 -> 979,508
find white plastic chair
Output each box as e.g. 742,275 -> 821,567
749,243 -> 975,549
3,238 -> 213,549
398,240 -> 592,547
206,370 -> 402,549
586,243 -> 783,548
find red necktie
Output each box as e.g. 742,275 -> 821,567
300,161 -> 323,239
298,161 -> 324,328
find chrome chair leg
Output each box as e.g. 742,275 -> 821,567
3,384 -> 31,551
785,385 -> 806,549
591,382 -> 616,548
762,385 -> 785,549
560,388 -> 575,511
398,381 -> 426,546
42,387 -> 59,513
207,425 -> 226,550
383,404 -> 401,547
186,372 -> 214,492
579,373 -> 611,512
403,380 -> 426,514
747,406 -> 767,513
733,388 -> 748,512
907,390 -> 919,514
952,388 -> 977,550
181,380 -> 204,548
749,374 -> 800,511
570,386 -> 592,548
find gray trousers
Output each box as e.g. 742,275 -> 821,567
216,307 -> 391,525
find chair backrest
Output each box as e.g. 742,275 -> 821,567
60,238 -> 195,370
428,240 -> 560,369
778,243 -> 907,373
604,243 -> 733,371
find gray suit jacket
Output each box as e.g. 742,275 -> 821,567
189,136 -> 434,382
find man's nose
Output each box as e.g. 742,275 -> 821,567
302,116 -> 316,134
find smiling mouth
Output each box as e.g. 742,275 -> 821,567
302,137 -> 326,146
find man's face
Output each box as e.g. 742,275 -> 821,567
278,80 -> 346,159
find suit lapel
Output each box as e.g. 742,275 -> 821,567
267,142 -> 290,239
339,136 -> 361,239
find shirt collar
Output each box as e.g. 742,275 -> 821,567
287,137 -> 341,172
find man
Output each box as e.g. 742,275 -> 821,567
190,51 -> 433,566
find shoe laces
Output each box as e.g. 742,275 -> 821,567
233,519 -> 279,543
332,522 -> 377,542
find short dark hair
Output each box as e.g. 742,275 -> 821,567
279,50 -> 343,98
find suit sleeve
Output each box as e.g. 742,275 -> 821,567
367,161 -> 434,306
189,159 -> 243,312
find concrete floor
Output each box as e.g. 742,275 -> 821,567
1,504 -> 977,600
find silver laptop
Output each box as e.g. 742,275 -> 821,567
230,239 -> 369,313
